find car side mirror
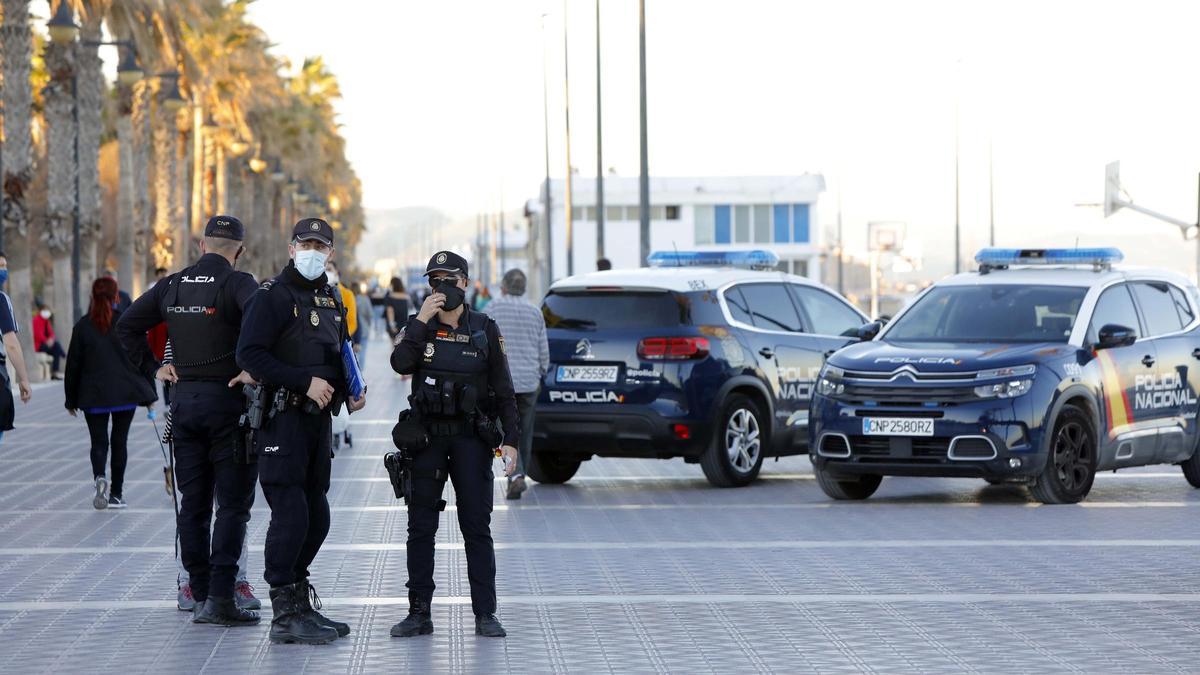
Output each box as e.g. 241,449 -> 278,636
1096,323 -> 1137,350
856,321 -> 883,341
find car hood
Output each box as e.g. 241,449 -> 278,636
827,340 -> 1074,374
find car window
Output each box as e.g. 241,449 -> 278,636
543,291 -> 687,329
1131,281 -> 1184,336
886,284 -> 1087,343
1168,284 -> 1195,327
737,283 -> 803,332
1088,284 -> 1141,343
723,287 -> 755,326
791,285 -> 863,336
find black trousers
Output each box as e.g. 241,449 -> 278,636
407,432 -> 497,615
85,409 -> 135,497
172,382 -> 258,603
257,407 -> 332,588
38,342 -> 66,373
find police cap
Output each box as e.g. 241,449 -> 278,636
204,215 -> 244,241
424,251 -> 469,278
292,218 -> 334,247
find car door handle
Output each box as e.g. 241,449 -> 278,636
1192,348 -> 1200,360
759,347 -> 774,359
1141,355 -> 1156,367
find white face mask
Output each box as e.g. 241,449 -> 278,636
39,310 -> 51,319
326,271 -> 340,286
294,249 -> 329,280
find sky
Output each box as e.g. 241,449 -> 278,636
247,0 -> 1200,276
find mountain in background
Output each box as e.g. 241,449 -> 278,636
354,207 -> 450,278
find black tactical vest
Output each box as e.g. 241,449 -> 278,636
272,280 -> 345,384
411,310 -> 491,418
164,263 -> 241,381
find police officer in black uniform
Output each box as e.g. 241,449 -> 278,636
389,251 -> 519,639
235,218 -> 366,645
116,215 -> 261,626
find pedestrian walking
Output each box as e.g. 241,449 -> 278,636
33,301 -> 66,379
236,217 -> 366,645
385,276 -> 410,341
117,215 -> 262,627
389,250 -> 518,639
0,251 -> 33,440
64,278 -> 157,510
354,281 -> 373,363
484,269 -> 549,500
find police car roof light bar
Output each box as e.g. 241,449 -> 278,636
647,250 -> 780,270
974,247 -> 1124,274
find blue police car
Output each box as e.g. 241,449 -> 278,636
810,248 -> 1200,504
532,250 -> 869,487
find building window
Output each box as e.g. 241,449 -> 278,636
734,205 -> 750,243
792,204 -> 810,243
715,205 -> 731,244
665,205 -> 680,220
582,206 -> 595,221
694,205 -> 714,244
606,206 -> 623,222
773,204 -> 790,243
753,204 -> 771,243
625,205 -> 641,221
650,205 -> 665,220
571,206 -> 584,221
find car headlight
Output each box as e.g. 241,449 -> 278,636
973,365 -> 1036,399
817,365 -> 845,397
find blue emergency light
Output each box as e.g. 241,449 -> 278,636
975,247 -> 1123,272
647,250 -> 780,270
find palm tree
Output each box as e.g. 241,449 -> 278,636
76,6 -> 103,301
42,1 -> 77,345
2,0 -> 40,379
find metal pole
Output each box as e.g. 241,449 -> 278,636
563,0 -> 574,277
541,14 -> 554,287
836,184 -> 844,295
1196,172 -> 1200,285
595,0 -> 604,262
988,136 -> 995,247
638,0 -> 650,267
71,73 -> 82,320
954,90 -> 960,274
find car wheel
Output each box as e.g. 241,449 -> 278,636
1029,404 -> 1096,504
1181,439 -> 1200,488
814,463 -> 882,500
700,394 -> 765,488
527,451 -> 581,484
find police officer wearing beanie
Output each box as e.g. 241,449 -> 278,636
389,251 -> 519,639
235,218 -> 366,645
117,215 -> 261,626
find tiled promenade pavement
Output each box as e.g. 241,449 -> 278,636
1,334 -> 1199,673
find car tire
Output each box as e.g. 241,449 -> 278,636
814,464 -> 882,500
1029,404 -> 1096,504
700,394 -> 766,488
1181,442 -> 1200,488
527,451 -> 581,484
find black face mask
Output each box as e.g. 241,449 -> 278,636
434,280 -> 466,311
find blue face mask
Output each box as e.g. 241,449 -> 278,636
294,249 -> 329,281
0,270 -> 8,286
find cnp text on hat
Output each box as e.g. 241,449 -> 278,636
292,217 -> 335,247
424,251 -> 469,278
204,215 -> 245,241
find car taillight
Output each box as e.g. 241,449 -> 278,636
637,337 -> 710,360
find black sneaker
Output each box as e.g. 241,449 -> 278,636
390,597 -> 434,637
475,613 -> 506,637
506,475 -> 527,500
92,477 -> 108,510
193,597 -> 260,626
107,495 -> 127,509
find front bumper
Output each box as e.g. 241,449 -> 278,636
808,393 -> 1043,478
533,405 -> 709,458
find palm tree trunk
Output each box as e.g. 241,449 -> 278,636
189,104 -> 203,243
202,131 -> 216,219
77,14 -> 103,302
214,144 -> 227,214
1,0 -> 38,382
173,121 -> 189,269
151,98 -> 176,272
117,83 -> 135,291
251,173 -> 270,279
42,35 -> 76,351
130,81 -> 151,295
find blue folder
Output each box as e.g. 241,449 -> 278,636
342,340 -> 366,399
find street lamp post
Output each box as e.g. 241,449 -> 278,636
540,14 -> 554,287
595,0 -> 604,261
562,0 -> 574,277
638,0 -> 650,267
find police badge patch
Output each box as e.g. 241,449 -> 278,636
310,309 -> 320,326
424,343 -> 435,358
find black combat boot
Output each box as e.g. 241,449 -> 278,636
389,596 -> 434,637
297,579 -> 350,637
268,583 -> 338,645
475,613 -> 507,637
193,596 -> 260,626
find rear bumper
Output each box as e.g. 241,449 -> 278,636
533,406 -> 708,458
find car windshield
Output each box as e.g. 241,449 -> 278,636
542,291 -> 688,330
885,284 -> 1088,343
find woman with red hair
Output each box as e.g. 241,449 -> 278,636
64,278 -> 157,509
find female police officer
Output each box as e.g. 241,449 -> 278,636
389,251 -> 519,638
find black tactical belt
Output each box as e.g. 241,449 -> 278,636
426,419 -> 468,437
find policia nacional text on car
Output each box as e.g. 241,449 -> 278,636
388,251 -> 519,639
116,216 -> 262,627
235,218 -> 367,645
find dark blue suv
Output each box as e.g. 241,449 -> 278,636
810,248 -> 1200,504
532,251 -> 868,487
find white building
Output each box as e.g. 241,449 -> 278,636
531,175 -> 826,286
